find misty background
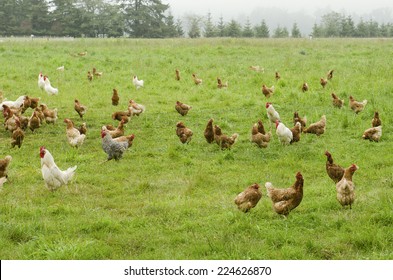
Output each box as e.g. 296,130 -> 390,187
166,0 -> 393,35
0,0 -> 392,38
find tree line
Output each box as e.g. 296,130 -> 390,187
0,1 -> 392,38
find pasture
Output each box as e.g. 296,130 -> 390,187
0,37 -> 392,260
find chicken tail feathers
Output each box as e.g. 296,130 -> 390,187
64,166 -> 77,183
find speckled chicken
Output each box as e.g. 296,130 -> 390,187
265,172 -> 304,217
324,151 -> 345,184
175,101 -> 192,116
336,164 -> 358,209
176,121 -> 193,144
234,183 -> 262,212
101,127 -> 128,161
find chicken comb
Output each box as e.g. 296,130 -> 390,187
40,146 -> 45,152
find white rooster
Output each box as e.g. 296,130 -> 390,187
0,95 -> 26,111
43,76 -> 58,95
38,72 -> 45,90
266,102 -> 280,123
40,146 -> 77,191
132,75 -> 144,89
275,120 -> 293,145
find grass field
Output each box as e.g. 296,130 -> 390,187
0,37 -> 392,260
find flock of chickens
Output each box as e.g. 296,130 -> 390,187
0,61 -> 383,218
173,68 -> 382,216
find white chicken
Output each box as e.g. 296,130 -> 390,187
40,146 -> 77,191
38,72 -> 45,90
0,95 -> 26,111
128,99 -> 146,116
64,118 -> 86,148
132,75 -> 144,89
43,76 -> 58,95
266,102 -> 280,123
275,120 -> 293,145
0,176 -> 7,189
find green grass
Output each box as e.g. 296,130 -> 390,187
0,37 -> 392,260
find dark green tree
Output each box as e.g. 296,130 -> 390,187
242,18 -> 254,37
340,16 -> 355,37
204,12 -> 217,37
273,25 -> 288,38
355,19 -> 368,37
163,12 -> 178,37
119,0 -> 169,38
217,15 -> 226,37
187,15 -> 201,38
311,23 -> 323,37
175,18 -> 184,37
321,11 -> 342,37
291,22 -> 301,38
0,0 -> 22,35
254,20 -> 269,38
225,19 -> 241,37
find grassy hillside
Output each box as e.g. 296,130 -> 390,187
0,37 -> 392,260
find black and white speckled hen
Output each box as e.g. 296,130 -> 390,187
101,127 -> 128,161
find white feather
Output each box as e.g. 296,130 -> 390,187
41,149 -> 77,191
44,77 -> 58,95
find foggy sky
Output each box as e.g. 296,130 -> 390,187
164,0 -> 393,18
164,0 -> 393,35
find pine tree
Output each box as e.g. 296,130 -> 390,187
187,16 -> 201,38
175,18 -> 184,37
204,12 -> 217,37
225,19 -> 241,37
254,20 -> 269,38
291,22 -> 301,38
242,18 -> 254,37
217,15 -> 226,37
